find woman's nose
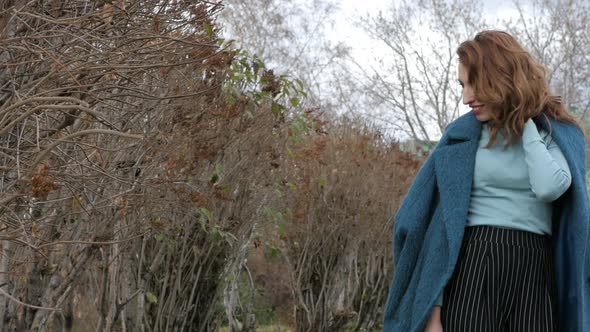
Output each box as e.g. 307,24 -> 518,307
463,87 -> 475,105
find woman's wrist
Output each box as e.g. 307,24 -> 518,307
425,306 -> 443,332
429,306 -> 441,320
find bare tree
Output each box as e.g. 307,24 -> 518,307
338,0 -> 486,143
505,0 -> 590,121
219,0 -> 349,109
342,0 -> 590,143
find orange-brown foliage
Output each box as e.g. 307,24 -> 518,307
31,164 -> 60,199
260,111 -> 421,330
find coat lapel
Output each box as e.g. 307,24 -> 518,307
434,113 -> 482,249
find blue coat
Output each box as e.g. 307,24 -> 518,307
383,112 -> 590,332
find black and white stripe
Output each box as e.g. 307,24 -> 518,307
441,226 -> 557,332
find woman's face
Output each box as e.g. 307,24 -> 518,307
458,63 -> 492,122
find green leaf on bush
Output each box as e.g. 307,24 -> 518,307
146,292 -> 158,304
211,226 -> 222,241
200,207 -> 213,222
269,246 -> 281,258
271,102 -> 282,117
204,22 -> 214,39
277,223 -> 286,236
274,188 -> 283,199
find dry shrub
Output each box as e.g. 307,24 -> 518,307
247,245 -> 294,325
0,1 -> 289,331
135,95 -> 284,331
274,113 -> 421,331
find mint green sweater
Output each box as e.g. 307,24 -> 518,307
467,119 -> 571,234
435,118 -> 571,306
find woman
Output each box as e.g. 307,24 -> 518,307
382,31 -> 590,332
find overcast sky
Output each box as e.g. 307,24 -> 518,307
327,0 -> 526,61
324,0 -> 532,138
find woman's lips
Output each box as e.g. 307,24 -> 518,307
471,105 -> 484,115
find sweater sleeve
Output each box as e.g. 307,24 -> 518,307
522,119 -> 572,202
434,293 -> 443,307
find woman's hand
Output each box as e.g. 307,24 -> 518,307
424,306 -> 443,332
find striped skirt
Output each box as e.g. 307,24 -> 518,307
441,225 -> 557,332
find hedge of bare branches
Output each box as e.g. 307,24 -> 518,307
0,1 -> 291,330
0,1 -> 421,331
268,115 -> 420,331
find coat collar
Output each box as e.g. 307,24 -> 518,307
444,112 -> 482,142
444,111 -> 557,143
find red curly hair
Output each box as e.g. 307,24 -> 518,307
457,30 -> 578,146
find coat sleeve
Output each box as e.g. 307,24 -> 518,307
384,130 -> 450,328
385,150 -> 440,324
393,133 -> 447,266
393,152 -> 439,269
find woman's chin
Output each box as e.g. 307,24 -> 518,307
474,113 -> 491,122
